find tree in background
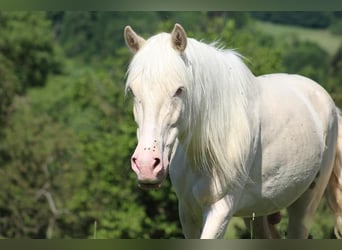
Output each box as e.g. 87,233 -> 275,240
0,54 -> 17,129
0,99 -> 80,238
251,12 -> 335,29
282,40 -> 330,84
0,12 -> 63,93
0,11 -> 69,238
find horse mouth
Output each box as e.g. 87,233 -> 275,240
138,181 -> 162,190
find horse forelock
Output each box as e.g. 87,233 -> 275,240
125,33 -> 189,95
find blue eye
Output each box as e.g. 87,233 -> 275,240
174,87 -> 185,97
127,87 -> 135,97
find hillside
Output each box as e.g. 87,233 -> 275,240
255,20 -> 342,56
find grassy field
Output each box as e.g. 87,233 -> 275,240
255,21 -> 342,56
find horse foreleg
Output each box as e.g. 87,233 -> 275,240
200,197 -> 233,239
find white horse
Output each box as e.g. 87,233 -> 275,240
124,23 -> 342,239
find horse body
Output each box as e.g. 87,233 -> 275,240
170,73 -> 338,238
238,73 -> 336,215
124,24 -> 342,239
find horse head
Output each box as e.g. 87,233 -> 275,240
124,24 -> 189,189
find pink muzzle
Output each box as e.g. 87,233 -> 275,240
131,141 -> 166,189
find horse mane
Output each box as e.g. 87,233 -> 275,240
183,38 -> 258,189
126,32 -> 258,190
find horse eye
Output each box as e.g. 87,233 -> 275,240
127,87 -> 135,97
174,87 -> 184,97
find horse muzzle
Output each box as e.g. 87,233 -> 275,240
131,146 -> 167,189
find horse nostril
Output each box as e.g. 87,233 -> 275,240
153,158 -> 161,168
132,157 -> 138,166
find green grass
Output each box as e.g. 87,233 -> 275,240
224,217 -> 246,239
255,21 -> 342,56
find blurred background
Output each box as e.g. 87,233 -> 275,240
0,11 -> 341,239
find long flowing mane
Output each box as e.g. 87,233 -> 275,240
184,38 -> 259,189
126,32 -> 259,189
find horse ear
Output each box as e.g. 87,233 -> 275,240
124,26 -> 146,54
171,23 -> 187,53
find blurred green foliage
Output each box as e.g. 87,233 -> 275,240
252,12 -> 338,29
0,11 -> 341,239
0,12 -> 63,93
